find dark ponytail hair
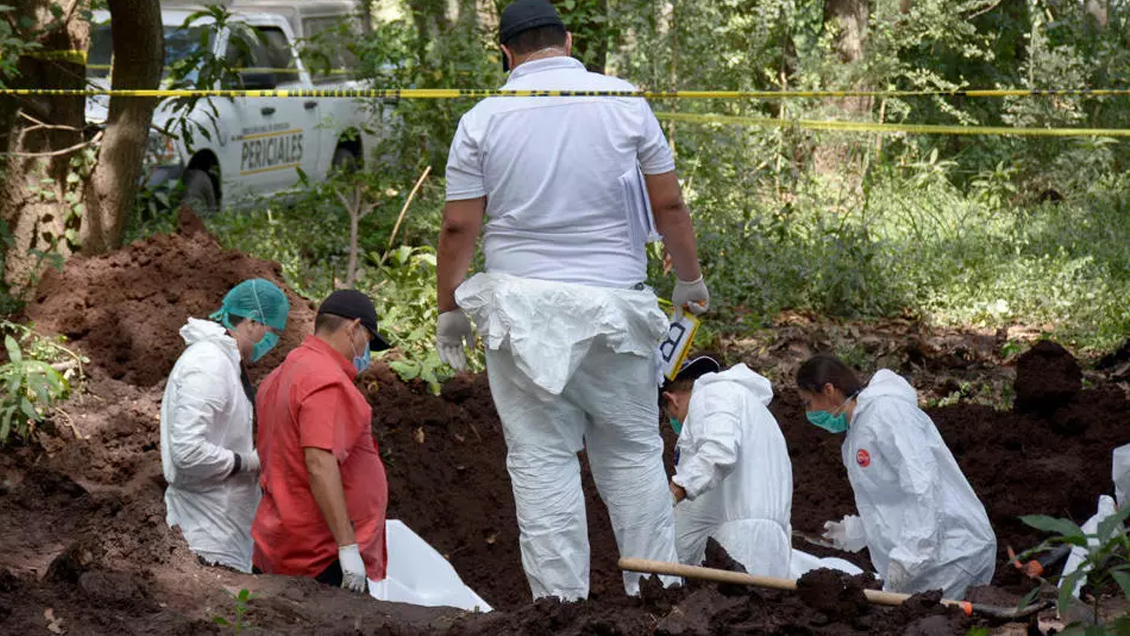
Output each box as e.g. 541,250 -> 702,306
796,354 -> 864,397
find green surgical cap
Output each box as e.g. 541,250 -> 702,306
209,278 -> 290,331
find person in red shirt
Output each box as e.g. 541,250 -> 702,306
252,289 -> 391,593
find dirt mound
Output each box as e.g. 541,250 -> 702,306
1013,340 -> 1082,415
796,569 -> 870,623
25,209 -> 317,386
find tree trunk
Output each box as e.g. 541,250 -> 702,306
1084,0 -> 1108,29
360,0 -> 374,33
1,0 -> 163,290
406,0 -> 451,60
824,0 -> 868,63
0,0 -> 89,290
80,0 -> 163,255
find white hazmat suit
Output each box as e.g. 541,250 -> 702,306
457,272 -> 680,600
672,364 -> 793,578
160,318 -> 259,572
843,369 -> 996,599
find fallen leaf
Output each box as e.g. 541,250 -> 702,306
413,427 -> 425,444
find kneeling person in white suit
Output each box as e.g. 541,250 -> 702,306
796,354 -> 996,599
663,356 -> 794,578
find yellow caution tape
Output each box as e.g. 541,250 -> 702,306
22,49 -> 87,65
655,111 -> 1130,137
3,87 -> 1130,99
86,64 -> 354,75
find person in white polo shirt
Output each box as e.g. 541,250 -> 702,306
434,0 -> 709,602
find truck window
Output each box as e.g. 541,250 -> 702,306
88,23 -> 211,80
257,26 -> 300,86
223,27 -> 277,89
299,16 -> 358,84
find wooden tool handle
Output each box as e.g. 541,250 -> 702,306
617,557 -> 972,613
619,557 -> 799,591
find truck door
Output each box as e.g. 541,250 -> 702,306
230,23 -> 320,194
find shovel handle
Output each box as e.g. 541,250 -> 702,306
618,558 -> 973,613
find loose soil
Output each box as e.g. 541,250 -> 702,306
2,221 -> 1127,634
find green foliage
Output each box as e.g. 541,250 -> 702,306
0,218 -> 20,316
0,4 -> 41,86
213,588 -> 254,633
205,167 -> 475,389
1019,507 -> 1130,634
360,244 -> 481,395
0,322 -> 83,444
351,17 -> 504,171
160,6 -> 261,152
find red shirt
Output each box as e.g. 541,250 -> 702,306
252,335 -> 388,580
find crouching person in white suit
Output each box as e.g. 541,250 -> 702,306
662,356 -> 794,578
796,354 -> 996,599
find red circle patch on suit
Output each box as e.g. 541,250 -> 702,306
856,449 -> 871,468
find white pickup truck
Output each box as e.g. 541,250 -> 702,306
86,0 -> 383,212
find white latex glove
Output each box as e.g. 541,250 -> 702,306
436,310 -> 473,371
822,515 -> 867,552
672,276 -> 709,318
240,450 -> 260,473
338,544 -> 368,593
885,559 -> 911,592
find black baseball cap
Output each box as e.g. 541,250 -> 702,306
317,289 -> 391,351
662,356 -> 722,392
499,0 -> 565,44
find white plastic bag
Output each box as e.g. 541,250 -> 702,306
369,520 -> 492,612
1113,443 -> 1130,508
1057,495 -> 1117,612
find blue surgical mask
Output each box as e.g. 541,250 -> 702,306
252,331 -> 278,363
668,416 -> 682,436
805,394 -> 855,434
351,326 -> 371,373
354,347 -> 371,373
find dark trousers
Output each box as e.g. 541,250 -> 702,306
314,559 -> 344,587
251,561 -> 343,588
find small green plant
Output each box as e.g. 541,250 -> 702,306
213,588 -> 254,633
1017,507 -> 1130,634
0,335 -> 69,443
0,321 -> 85,444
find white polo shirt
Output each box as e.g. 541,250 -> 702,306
445,57 -> 676,288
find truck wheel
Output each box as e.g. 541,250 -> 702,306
182,169 -> 218,216
331,147 -> 359,174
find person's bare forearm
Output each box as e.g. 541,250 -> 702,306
655,203 -> 702,281
304,448 -> 355,546
645,171 -> 702,281
437,198 -> 485,313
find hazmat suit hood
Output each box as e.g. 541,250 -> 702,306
180,317 -> 237,353
855,369 -> 917,414
692,363 -> 773,406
